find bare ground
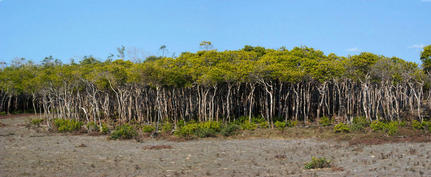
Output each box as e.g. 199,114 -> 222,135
1,116 -> 431,177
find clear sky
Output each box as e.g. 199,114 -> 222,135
0,0 -> 430,64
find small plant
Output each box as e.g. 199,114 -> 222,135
142,124 -> 155,133
86,122 -> 109,134
274,121 -> 287,131
86,122 -> 98,132
31,118 -> 44,127
240,121 -> 257,130
175,121 -> 221,138
177,120 -> 185,128
334,122 -> 350,133
412,119 -> 425,130
110,124 -> 137,140
350,116 -> 369,131
370,120 -> 386,131
319,116 -> 332,126
304,157 -> 331,169
220,124 -> 240,137
385,121 -> 399,135
286,120 -> 298,127
53,118 -> 83,132
162,121 -> 173,134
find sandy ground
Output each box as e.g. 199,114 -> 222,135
1,116 -> 431,177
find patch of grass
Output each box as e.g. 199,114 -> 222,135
110,124 -> 137,140
240,121 -> 257,130
319,116 -> 332,127
304,157 -> 331,169
53,118 -> 83,132
31,118 -> 44,127
334,122 -> 350,133
0,112 -> 6,116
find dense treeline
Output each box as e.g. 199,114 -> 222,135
1,44 -> 431,128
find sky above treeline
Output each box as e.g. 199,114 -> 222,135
0,0 -> 430,64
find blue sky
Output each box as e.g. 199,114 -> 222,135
0,0 -> 430,64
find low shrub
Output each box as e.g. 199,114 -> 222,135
162,121 -> 173,134
334,122 -> 350,133
240,121 -> 257,130
304,157 -> 331,169
286,120 -> 298,127
350,116 -> 369,131
31,118 -> 44,127
412,120 -> 423,130
220,124 -> 240,137
319,116 -> 332,126
371,120 -> 399,135
370,120 -> 386,131
110,124 -> 137,140
142,124 -> 155,133
274,121 -> 286,131
177,120 -> 185,128
53,118 -> 83,132
175,121 -> 221,138
86,122 -> 109,134
385,121 -> 399,135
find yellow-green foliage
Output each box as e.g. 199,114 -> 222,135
274,121 -> 286,131
31,118 -> 44,127
86,122 -> 109,134
319,116 -> 332,126
142,124 -> 155,133
412,120 -> 423,130
53,118 -> 83,132
304,157 -> 331,169
162,122 -> 173,134
110,124 -> 137,140
240,121 -> 257,130
351,116 -> 369,131
175,121 -> 221,138
334,122 -> 350,133
370,120 -> 386,131
220,124 -> 240,137
371,120 -> 399,135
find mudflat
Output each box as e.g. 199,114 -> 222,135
1,116 -> 430,177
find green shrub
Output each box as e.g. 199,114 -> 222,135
240,121 -> 257,130
412,120 -> 423,130
162,122 -> 173,134
100,123 -> 109,134
304,157 -> 331,169
177,120 -> 185,128
319,116 -> 332,126
0,112 -> 6,116
220,124 -> 240,137
258,121 -> 269,128
142,124 -> 155,133
274,121 -> 286,131
370,120 -> 386,131
371,120 -> 399,135
385,121 -> 399,135
86,122 -> 98,132
334,122 -> 350,133
86,122 -> 109,134
286,120 -> 298,127
31,118 -> 44,127
53,118 -> 83,132
110,124 -> 137,140
351,116 -> 369,131
175,121 -> 221,138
